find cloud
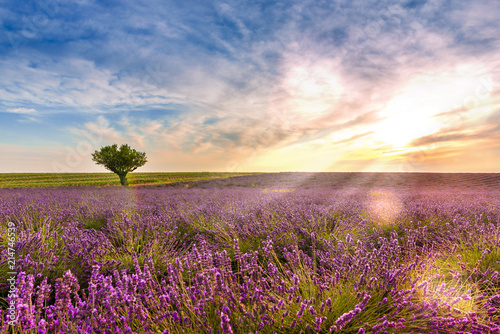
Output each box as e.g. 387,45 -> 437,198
5,107 -> 37,114
410,121 -> 500,147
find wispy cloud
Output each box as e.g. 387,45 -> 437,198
5,107 -> 37,114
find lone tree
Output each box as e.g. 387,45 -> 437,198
92,144 -> 147,186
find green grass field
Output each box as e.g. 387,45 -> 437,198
0,172 -> 257,188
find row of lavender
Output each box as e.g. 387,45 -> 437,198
0,184 -> 499,333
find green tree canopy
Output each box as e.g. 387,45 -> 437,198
91,144 -> 147,185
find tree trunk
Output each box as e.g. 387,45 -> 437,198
118,173 -> 128,186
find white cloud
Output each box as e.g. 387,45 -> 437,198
5,107 -> 37,114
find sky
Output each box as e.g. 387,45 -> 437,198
0,0 -> 499,173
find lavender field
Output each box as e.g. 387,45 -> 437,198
1,173 -> 500,333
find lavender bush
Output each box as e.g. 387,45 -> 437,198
0,174 -> 499,333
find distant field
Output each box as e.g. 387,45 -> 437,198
2,172 -> 499,189
0,172 -> 258,188
157,172 -> 500,190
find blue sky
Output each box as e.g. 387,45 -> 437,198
1,0 -> 499,172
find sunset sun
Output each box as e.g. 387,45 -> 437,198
372,69 -> 493,150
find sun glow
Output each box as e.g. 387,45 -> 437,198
373,67 -> 493,148
375,112 -> 439,148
